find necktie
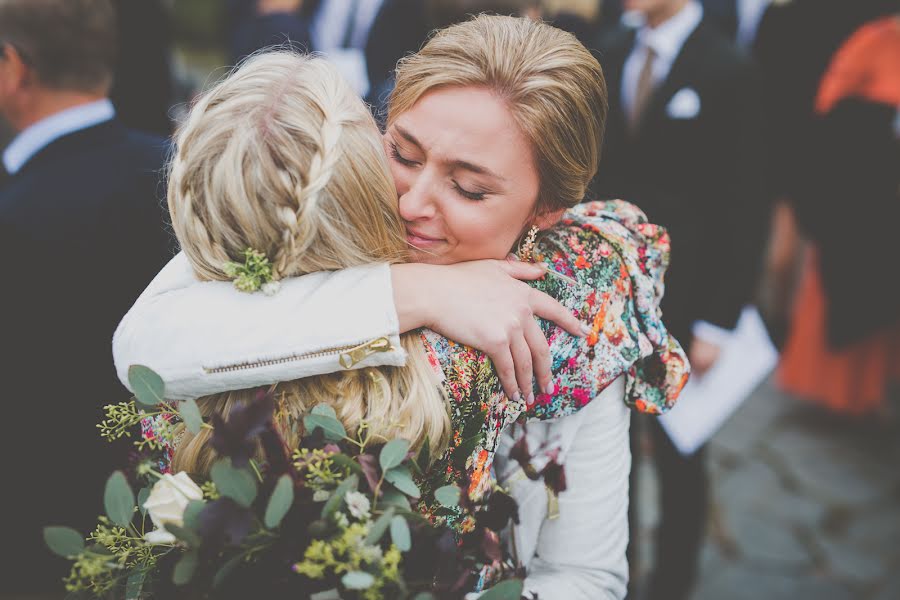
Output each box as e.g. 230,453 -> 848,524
629,45 -> 657,135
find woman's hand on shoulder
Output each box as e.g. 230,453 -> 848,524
391,260 -> 587,402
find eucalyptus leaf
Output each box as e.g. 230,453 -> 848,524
166,524 -> 200,547
183,500 -> 205,530
179,398 -> 203,434
390,515 -> 411,551
264,475 -> 294,529
43,526 -> 85,557
172,550 -> 199,586
379,439 -> 410,472
378,488 -> 411,510
321,474 -> 358,520
434,485 -> 461,508
125,570 -> 145,600
329,453 -> 363,475
213,553 -> 245,588
384,467 -> 420,498
128,365 -> 165,406
137,487 -> 151,517
303,413 -> 347,441
364,507 -> 395,545
412,593 -> 436,600
341,570 -> 375,590
104,471 -> 135,527
211,460 -> 258,508
478,579 -> 524,600
310,404 -> 338,419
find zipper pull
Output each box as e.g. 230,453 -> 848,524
339,337 -> 393,369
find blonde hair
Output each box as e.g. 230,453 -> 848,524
168,52 -> 449,476
389,14 -> 607,214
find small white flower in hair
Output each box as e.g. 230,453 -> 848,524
261,281 -> 282,296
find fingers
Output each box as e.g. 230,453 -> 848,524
490,345 -> 521,403
523,317 -> 553,396
510,331 -> 534,405
529,288 -> 587,338
496,257 -> 547,281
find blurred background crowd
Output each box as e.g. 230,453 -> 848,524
0,1 -> 897,599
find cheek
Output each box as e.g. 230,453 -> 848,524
389,163 -> 408,197
443,201 -> 527,261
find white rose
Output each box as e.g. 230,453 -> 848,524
344,490 -> 371,520
142,472 -> 204,544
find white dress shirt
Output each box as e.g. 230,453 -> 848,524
621,1 -> 704,117
3,98 -> 115,175
310,0 -> 385,97
736,0 -> 770,49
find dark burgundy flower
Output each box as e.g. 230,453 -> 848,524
209,388 -> 275,467
542,460 -> 567,494
197,497 -> 255,547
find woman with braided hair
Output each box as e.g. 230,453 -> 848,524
116,16 -> 688,599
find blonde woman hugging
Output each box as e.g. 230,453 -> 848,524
115,16 -> 688,600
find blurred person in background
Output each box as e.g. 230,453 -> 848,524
753,0 -> 897,345
590,0 -> 767,598
0,0 -> 171,593
226,0 -> 429,104
697,0 -> 769,48
776,13 -> 900,417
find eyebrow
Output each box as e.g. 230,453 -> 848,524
394,124 -> 506,182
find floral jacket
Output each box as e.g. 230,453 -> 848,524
415,200 -> 690,521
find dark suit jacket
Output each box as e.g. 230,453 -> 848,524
591,21 -> 768,344
0,119 -> 172,592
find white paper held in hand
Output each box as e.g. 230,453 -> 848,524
659,306 -> 779,455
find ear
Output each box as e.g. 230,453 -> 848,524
0,44 -> 30,94
532,207 -> 566,230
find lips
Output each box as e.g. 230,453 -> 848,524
405,227 -> 443,246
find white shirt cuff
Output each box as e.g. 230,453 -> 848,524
691,320 -> 733,347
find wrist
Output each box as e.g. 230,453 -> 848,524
390,264 -> 432,333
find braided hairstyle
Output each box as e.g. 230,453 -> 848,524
168,52 -> 450,476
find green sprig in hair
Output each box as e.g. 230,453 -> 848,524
223,248 -> 281,295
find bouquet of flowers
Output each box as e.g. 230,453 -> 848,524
45,366 -> 557,600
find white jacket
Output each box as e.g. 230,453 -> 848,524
112,253 -> 630,599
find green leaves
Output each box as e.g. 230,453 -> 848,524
179,398 -> 203,434
125,570 -> 145,600
322,474 -> 358,520
43,526 -> 85,557
172,549 -> 199,585
128,365 -> 165,407
211,460 -> 258,508
384,467 -> 420,498
342,570 -> 375,590
435,485 -> 461,508
303,404 -> 347,441
479,579 -> 525,600
379,439 -> 410,472
104,471 -> 135,527
365,507 -> 394,545
390,515 -> 411,551
264,475 -> 294,528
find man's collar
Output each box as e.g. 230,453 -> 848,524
636,1 -> 704,63
3,98 -> 115,175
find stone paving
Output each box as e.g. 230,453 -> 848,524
632,377 -> 900,600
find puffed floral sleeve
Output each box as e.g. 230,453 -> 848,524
526,199 -> 690,418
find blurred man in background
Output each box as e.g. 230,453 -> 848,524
0,0 -> 171,594
591,0 -> 768,598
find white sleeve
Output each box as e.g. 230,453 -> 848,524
112,253 -> 406,400
523,383 -> 631,600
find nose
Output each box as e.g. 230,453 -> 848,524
398,170 -> 438,222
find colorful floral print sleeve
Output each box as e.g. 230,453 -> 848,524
417,199 -> 690,509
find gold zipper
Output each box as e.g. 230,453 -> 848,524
203,337 -> 394,374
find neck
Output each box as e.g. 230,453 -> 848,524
14,89 -> 107,132
646,0 -> 690,29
